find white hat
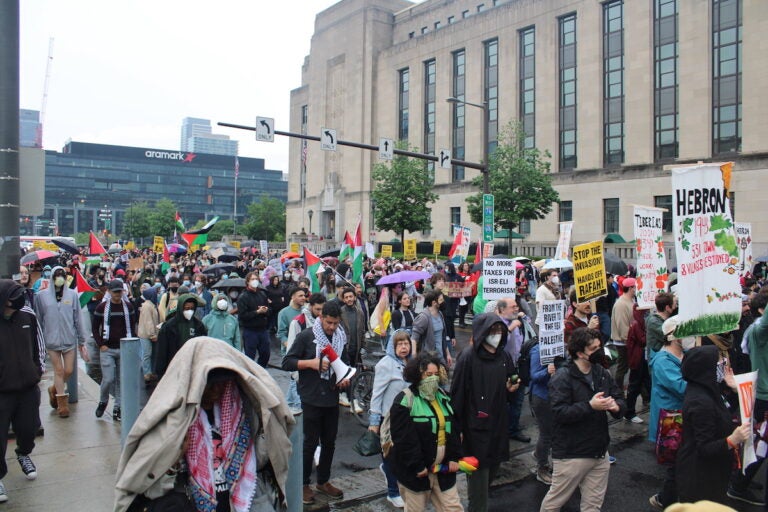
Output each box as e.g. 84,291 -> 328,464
662,315 -> 680,340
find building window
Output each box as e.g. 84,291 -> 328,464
448,16 -> 455,24
712,0 -> 742,155
603,0 -> 624,166
559,200 -> 573,222
484,39 -> 499,156
462,10 -> 470,18
654,0 -> 678,161
559,13 -> 577,170
421,26 -> 429,35
452,50 -> 466,182
603,198 -> 620,233
409,31 -> 415,39
434,21 -> 441,30
450,207 -> 461,235
654,195 -> 673,232
424,59 -> 436,178
519,27 -> 535,149
477,4 -> 485,12
519,219 -> 531,235
398,68 -> 409,141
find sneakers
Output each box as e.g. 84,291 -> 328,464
536,467 -> 553,485
16,454 -> 37,480
315,481 -> 344,499
302,484 -> 315,505
727,486 -> 766,506
626,415 -> 644,424
352,399 -> 364,414
608,455 -> 617,464
387,495 -> 405,508
338,392 -> 351,407
113,406 -> 121,422
95,401 -> 107,418
0,480 -> 6,503
649,494 -> 664,511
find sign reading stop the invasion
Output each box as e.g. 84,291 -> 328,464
538,300 -> 567,365
481,258 -> 517,300
572,240 -> 608,302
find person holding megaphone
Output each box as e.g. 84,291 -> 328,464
282,301 -> 352,506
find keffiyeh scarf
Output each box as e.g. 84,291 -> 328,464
312,318 -> 347,381
103,298 -> 132,341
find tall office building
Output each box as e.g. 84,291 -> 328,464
180,117 -> 238,156
287,0 -> 768,258
180,117 -> 212,151
19,109 -> 41,148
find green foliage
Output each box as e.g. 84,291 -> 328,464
371,141 -> 439,243
466,123 -> 559,233
147,198 -> 178,238
714,230 -> 738,257
189,218 -> 235,242
74,232 -> 90,246
243,195 -> 286,241
709,214 -> 732,231
121,201 -> 152,239
675,312 -> 741,338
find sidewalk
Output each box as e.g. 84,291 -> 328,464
3,367 -> 120,511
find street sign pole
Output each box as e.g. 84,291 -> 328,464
483,194 -> 494,243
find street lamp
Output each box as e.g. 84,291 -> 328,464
307,209 -> 314,235
446,97 -> 490,194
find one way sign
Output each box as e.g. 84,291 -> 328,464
379,138 -> 394,160
255,117 -> 274,142
321,128 -> 337,151
439,149 -> 452,169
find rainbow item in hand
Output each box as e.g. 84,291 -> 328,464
431,456 -> 479,474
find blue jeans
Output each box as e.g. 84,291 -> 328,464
507,385 -> 526,435
381,454 -> 400,498
286,378 -> 301,410
243,328 -> 271,367
139,338 -> 153,376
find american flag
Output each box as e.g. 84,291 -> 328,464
301,139 -> 308,166
235,156 -> 240,179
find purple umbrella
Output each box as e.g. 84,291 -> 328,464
168,243 -> 187,254
376,270 -> 431,285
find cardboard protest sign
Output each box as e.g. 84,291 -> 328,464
482,258 -> 517,300
734,371 -> 758,472
443,282 -> 475,298
381,245 -> 393,258
572,241 -> 607,302
127,257 -> 144,272
538,300 -> 566,365
404,239 -> 417,260
634,206 -> 669,309
671,163 -> 741,337
153,236 -> 164,253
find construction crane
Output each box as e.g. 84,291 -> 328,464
35,37 -> 54,148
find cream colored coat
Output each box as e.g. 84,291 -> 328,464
114,337 -> 294,511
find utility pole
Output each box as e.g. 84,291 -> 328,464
0,1 -> 20,278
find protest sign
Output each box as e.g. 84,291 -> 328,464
449,225 -> 471,263
127,257 -> 144,272
381,245 -> 393,258
482,258 -> 517,300
153,236 -> 164,253
735,222 -> 753,277
671,163 -> 741,337
259,240 -> 268,254
404,239 -> 417,260
433,240 -> 442,255
539,299 -> 566,332
538,300 -> 566,365
734,371 -> 758,471
572,240 -> 607,302
482,243 -> 494,259
289,242 -> 300,254
554,222 -> 573,260
443,282 -> 475,298
633,206 -> 669,309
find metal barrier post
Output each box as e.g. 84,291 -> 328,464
119,337 -> 141,445
286,412 -> 303,512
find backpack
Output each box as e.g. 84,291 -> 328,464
516,321 -> 539,386
380,387 -> 414,458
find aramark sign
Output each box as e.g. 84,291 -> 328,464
144,150 -> 197,162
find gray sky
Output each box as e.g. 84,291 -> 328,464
19,0 -> 342,173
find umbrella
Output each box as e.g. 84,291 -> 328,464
107,243 -> 123,254
321,256 -> 339,265
211,277 -> 246,290
20,250 -> 58,265
210,246 -> 241,262
51,237 -> 79,255
604,250 -> 629,275
755,254 -> 768,263
376,270 -> 431,285
281,251 -> 300,263
168,243 -> 187,254
543,258 -> 573,270
320,249 -> 340,258
201,262 -> 235,276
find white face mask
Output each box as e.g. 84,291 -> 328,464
249,279 -> 259,289
182,310 -> 194,320
194,281 -> 203,289
217,299 -> 228,311
54,276 -> 66,288
681,337 -> 696,351
229,291 -> 239,299
551,276 -> 560,285
485,333 -> 502,348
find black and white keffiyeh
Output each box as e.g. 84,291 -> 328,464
103,299 -> 133,341
312,319 -> 347,381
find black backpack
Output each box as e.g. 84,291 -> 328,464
516,323 -> 539,386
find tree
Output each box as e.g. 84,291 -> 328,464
467,123 -> 559,240
147,198 -> 179,238
243,195 -> 286,241
371,141 -> 438,244
189,218 -> 235,242
121,201 -> 151,240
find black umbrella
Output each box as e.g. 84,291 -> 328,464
216,254 -> 241,263
51,237 -> 79,255
202,263 -> 235,276
604,250 -> 629,275
211,277 -> 246,290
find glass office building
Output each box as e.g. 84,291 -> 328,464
34,141 -> 285,236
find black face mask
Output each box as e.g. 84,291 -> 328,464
9,292 -> 25,311
587,350 -> 603,365
169,286 -> 179,293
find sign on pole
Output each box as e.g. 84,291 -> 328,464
381,245 -> 393,258
289,242 -> 300,253
433,240 -> 442,255
483,194 -> 494,242
320,128 -> 337,151
255,117 -> 275,142
153,236 -> 164,253
554,222 -> 573,260
259,240 -> 269,254
438,149 -> 452,169
482,258 -> 517,300
572,240 -> 608,302
379,138 -> 394,160
404,239 -> 417,260
538,300 -> 567,365
633,206 -> 668,309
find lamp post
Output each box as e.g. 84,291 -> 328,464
446,97 -> 489,194
307,209 -> 313,236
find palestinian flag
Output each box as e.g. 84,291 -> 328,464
447,225 -> 464,263
182,216 -> 219,246
474,236 -> 483,264
339,231 -> 353,262
161,241 -> 171,274
89,231 -> 107,255
175,211 -> 185,232
75,269 -> 97,308
352,217 -> 364,286
304,247 -> 322,293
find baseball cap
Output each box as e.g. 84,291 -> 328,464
108,280 -> 124,292
662,315 -> 680,339
623,277 -> 637,288
115,269 -> 126,276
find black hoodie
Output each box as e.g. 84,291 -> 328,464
450,312 -> 515,468
0,280 -> 44,392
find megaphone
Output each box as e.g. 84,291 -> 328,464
321,345 -> 356,384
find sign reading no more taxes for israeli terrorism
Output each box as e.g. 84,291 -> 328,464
482,258 -> 517,300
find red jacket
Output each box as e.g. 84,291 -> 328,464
625,305 -> 647,370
